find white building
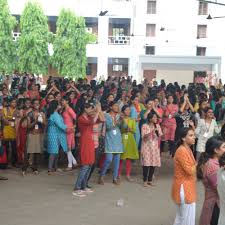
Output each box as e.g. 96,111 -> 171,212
9,0 -> 225,85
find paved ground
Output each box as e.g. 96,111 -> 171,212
0,153 -> 204,225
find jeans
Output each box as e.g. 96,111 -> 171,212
88,148 -> 101,182
100,153 -> 120,180
5,140 -> 17,165
48,153 -> 59,171
74,165 -> 92,190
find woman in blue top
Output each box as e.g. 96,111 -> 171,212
47,100 -> 71,174
130,95 -> 141,149
99,101 -> 123,185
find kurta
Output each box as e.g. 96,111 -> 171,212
78,115 -> 95,165
195,119 -> 221,153
3,107 -> 16,140
104,113 -> 123,153
161,104 -> 178,141
130,105 -> 140,147
140,124 -> 162,167
172,145 -> 196,204
199,158 -> 220,225
47,112 -> 67,154
217,168 -> 225,225
120,118 -> 139,160
62,107 -> 76,150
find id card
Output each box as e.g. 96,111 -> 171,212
35,124 -> 39,130
168,114 -> 172,119
124,134 -> 128,140
113,129 -> 117,135
203,132 -> 209,138
11,122 -> 15,127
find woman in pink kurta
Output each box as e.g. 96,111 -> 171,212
62,96 -> 77,170
161,94 -> 178,156
141,111 -> 162,187
197,137 -> 225,225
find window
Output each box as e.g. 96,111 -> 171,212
196,47 -> 206,56
86,64 -> 92,75
48,21 -> 56,33
147,0 -> 156,14
145,46 -> 155,55
86,27 -> 93,34
146,24 -> 156,37
113,65 -> 123,71
197,25 -> 207,38
112,28 -> 125,36
198,2 -> 208,15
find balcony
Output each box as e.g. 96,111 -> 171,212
108,36 -> 130,45
108,18 -> 131,45
13,32 -> 21,41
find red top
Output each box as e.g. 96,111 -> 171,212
78,115 -> 95,165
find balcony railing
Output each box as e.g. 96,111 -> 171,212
13,32 -> 21,41
108,36 -> 130,45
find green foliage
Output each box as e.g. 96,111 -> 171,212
18,2 -> 50,74
52,9 -> 95,79
0,0 -> 17,74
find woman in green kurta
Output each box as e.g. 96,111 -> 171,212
118,105 -> 139,181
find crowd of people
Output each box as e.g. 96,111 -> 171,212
1,73 -> 225,224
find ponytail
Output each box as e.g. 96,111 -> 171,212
197,152 -> 210,180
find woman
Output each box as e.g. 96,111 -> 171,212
161,94 -> 178,156
118,105 -> 139,181
197,137 -> 225,225
73,102 -> 102,197
130,95 -> 141,148
62,96 -> 77,171
171,127 -> 196,225
3,98 -> 18,167
195,107 -> 221,160
22,99 -> 46,175
175,94 -> 195,141
141,111 -> 162,187
27,83 -> 40,100
47,100 -> 69,174
99,101 -> 124,185
218,153 -> 225,225
195,99 -> 208,125
54,92 -> 62,103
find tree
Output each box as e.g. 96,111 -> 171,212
0,0 -> 17,74
17,2 -> 50,74
52,9 -> 95,79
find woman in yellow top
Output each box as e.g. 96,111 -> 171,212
3,98 -> 17,166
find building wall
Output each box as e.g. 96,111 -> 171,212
156,70 -> 194,86
8,0 -> 225,83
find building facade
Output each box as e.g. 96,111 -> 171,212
9,0 -> 225,84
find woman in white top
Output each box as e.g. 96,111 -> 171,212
218,153 -> 225,225
195,107 -> 221,159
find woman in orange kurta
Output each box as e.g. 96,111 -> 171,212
171,127 -> 196,225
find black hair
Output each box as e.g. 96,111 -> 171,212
79,101 -> 94,116
121,104 -> 130,113
197,136 -> 225,179
203,107 -> 213,114
31,99 -> 40,105
147,111 -> 157,123
109,100 -> 118,109
47,100 -> 59,118
219,153 -> 225,167
54,92 -> 60,98
176,127 -> 194,149
145,98 -> 154,105
221,123 -> 225,141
